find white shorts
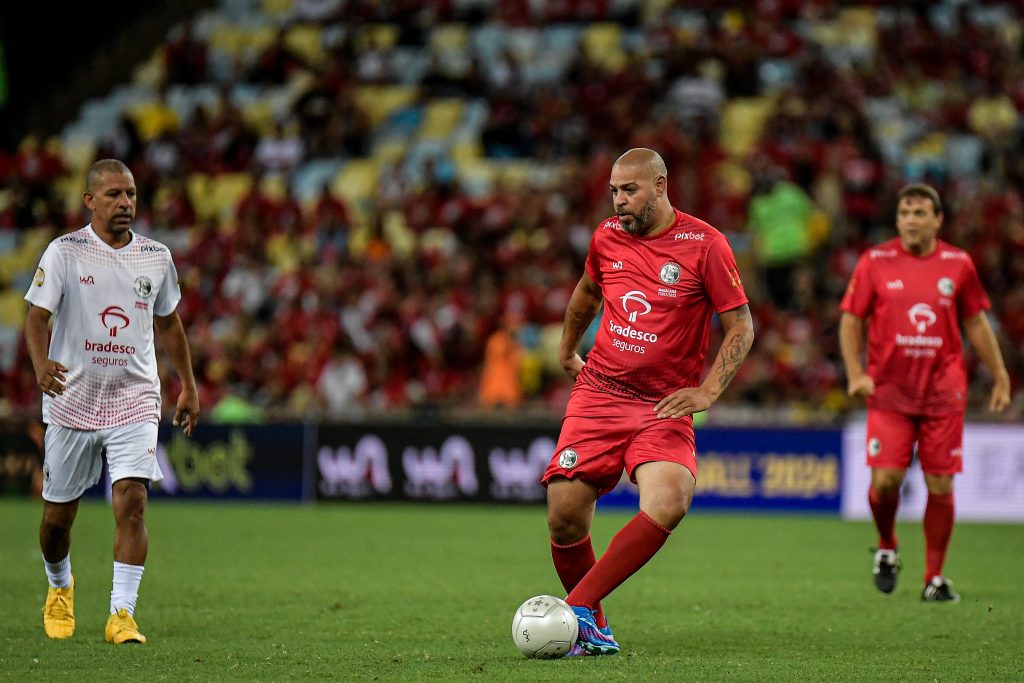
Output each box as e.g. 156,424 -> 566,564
42,422 -> 163,503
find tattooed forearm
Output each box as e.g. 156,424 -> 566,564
714,330 -> 753,393
563,299 -> 600,339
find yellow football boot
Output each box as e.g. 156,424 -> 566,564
42,575 -> 75,639
105,608 -> 147,644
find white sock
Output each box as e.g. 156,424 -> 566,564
110,561 -> 145,616
44,553 -> 72,589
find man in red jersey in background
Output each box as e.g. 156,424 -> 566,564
839,183 -> 1010,602
542,148 -> 754,655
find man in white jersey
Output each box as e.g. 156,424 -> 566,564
24,159 -> 199,644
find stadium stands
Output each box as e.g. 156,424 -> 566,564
1,0 -> 1021,423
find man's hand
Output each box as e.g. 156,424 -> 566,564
989,374 -> 1011,412
561,353 -> 585,381
847,374 -> 875,398
173,387 -> 200,437
655,386 -> 714,419
35,360 -> 69,397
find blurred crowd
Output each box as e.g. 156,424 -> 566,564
1,0 -> 1022,424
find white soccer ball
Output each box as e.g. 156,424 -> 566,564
511,594 -> 579,659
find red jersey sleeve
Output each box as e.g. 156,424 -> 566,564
584,229 -> 603,285
702,234 -> 749,312
957,256 -> 991,320
840,254 -> 874,318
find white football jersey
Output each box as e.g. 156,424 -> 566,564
24,225 -> 182,429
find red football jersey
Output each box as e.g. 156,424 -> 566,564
580,209 -> 749,402
840,238 -> 991,415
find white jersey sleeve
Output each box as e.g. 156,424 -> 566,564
153,256 -> 181,317
25,242 -> 68,314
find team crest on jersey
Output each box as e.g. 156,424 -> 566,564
558,448 -> 578,469
34,267 -> 45,287
660,262 -> 681,284
134,276 -> 153,298
937,277 -> 954,296
868,438 -> 881,457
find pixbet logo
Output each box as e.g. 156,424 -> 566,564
99,306 -> 130,337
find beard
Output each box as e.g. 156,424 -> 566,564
619,196 -> 658,236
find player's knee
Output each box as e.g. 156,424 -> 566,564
643,487 -> 692,530
113,484 -> 147,525
40,515 -> 72,541
547,510 -> 589,545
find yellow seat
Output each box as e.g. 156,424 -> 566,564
373,139 -> 410,164
285,23 -> 324,64
0,291 -> 27,327
356,24 -> 399,51
418,99 -> 464,141
211,173 -> 255,221
353,85 -> 419,127
582,23 -> 626,70
456,158 -> 497,189
430,24 -> 468,53
719,96 -> 775,158
332,160 -> 380,207
128,101 -> 181,142
260,0 -> 293,19
241,98 -> 276,137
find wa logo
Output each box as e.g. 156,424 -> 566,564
489,437 -> 556,501
318,434 -> 392,497
403,436 -> 478,499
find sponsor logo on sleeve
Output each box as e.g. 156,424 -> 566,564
34,267 -> 45,287
728,267 -> 742,288
868,438 -> 881,457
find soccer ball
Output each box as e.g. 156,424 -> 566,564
511,595 -> 579,659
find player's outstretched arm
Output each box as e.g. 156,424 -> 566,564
839,311 -> 874,398
559,273 -> 603,380
963,311 -> 1012,412
155,311 -> 200,436
25,304 -> 69,397
655,304 -> 754,418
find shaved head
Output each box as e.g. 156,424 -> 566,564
86,159 -> 133,193
613,148 -> 667,182
609,148 -> 673,237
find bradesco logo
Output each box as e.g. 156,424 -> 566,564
895,303 -> 943,350
99,305 -> 130,337
85,306 -> 136,356
610,291 -> 657,354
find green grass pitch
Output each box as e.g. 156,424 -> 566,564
1,499 -> 1021,681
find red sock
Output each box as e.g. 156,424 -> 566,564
868,486 -> 900,550
566,512 -> 671,613
550,535 -> 606,628
923,492 -> 955,583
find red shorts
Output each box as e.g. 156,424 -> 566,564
865,409 -> 964,475
541,381 -> 697,496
